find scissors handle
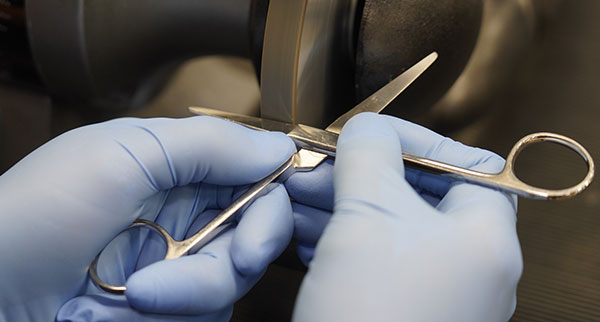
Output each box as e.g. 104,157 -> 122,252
90,154 -> 298,295
404,132 -> 595,200
90,133 -> 593,294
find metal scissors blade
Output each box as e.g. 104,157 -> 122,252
324,51 -> 438,134
189,52 -> 439,154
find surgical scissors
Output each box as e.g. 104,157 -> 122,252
89,148 -> 327,294
89,52 -> 440,294
90,52 -> 594,294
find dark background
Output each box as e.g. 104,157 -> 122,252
1,0 -> 599,320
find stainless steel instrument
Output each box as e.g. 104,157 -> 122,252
89,51 -> 440,294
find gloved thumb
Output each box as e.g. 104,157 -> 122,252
334,113 -> 427,216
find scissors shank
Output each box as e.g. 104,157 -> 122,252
403,130 -> 596,200
402,151 -> 520,193
176,155 -> 298,257
166,222 -> 234,259
404,157 -> 544,199
402,152 -> 494,178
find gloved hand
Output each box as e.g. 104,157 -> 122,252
286,113 -> 523,322
0,116 -> 296,322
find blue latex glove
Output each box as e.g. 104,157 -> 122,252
286,113 -> 523,321
0,116 -> 296,322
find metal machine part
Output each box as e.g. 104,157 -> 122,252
260,0 -> 357,127
12,0 -> 482,125
25,0 -> 252,109
258,0 -> 483,127
261,0 -> 356,126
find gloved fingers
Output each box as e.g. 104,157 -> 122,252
57,294 -> 232,322
433,152 -> 517,220
131,180 -> 273,271
285,158 -> 334,210
112,180 -> 292,296
230,184 -> 294,276
382,115 -> 507,197
102,116 -> 296,191
125,230 -> 262,315
335,113 -> 430,214
380,114 -> 517,221
94,197 -> 225,288
436,184 -> 522,297
147,183 -> 208,238
438,181 -> 517,223
146,183 -> 240,241
292,202 -> 332,245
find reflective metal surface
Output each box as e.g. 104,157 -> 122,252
260,0 -> 307,124
260,0 -> 357,127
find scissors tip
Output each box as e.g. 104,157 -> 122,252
188,106 -> 212,115
420,51 -> 439,69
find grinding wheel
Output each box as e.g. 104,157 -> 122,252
260,0 -> 357,128
259,0 -> 482,127
23,0 -> 482,120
